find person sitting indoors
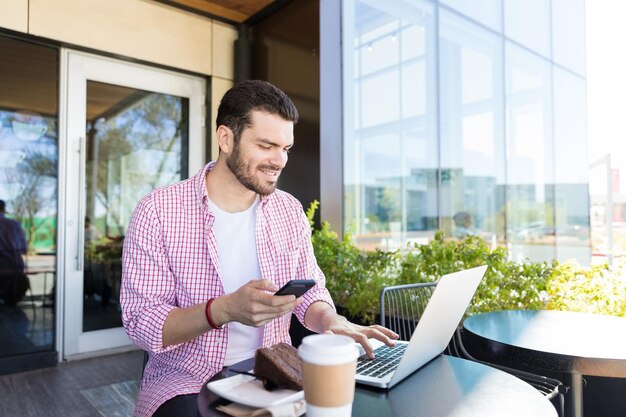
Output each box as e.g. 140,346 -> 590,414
452,211 -> 477,239
0,199 -> 28,306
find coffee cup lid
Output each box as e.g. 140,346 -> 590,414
299,334 -> 358,365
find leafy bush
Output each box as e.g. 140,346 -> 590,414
307,201 -> 400,323
548,261 -> 626,316
307,201 -> 625,324
400,232 -> 554,316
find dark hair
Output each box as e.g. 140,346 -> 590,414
0,200 -> 4,213
453,211 -> 471,226
216,80 -> 299,142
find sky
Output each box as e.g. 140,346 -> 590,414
586,1 -> 626,194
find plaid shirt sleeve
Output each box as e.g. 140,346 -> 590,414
258,191 -> 335,340
121,193 -> 180,354
121,169 -> 231,416
292,209 -> 336,326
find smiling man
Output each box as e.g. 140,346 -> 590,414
120,80 -> 397,417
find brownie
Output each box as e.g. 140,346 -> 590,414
254,343 -> 303,391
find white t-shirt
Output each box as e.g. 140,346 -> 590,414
207,195 -> 264,366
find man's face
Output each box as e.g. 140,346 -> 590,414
226,111 -> 294,196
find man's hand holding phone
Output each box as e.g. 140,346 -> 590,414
274,279 -> 316,298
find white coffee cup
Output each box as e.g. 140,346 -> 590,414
298,334 -> 358,417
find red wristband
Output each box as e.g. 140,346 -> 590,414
205,298 -> 223,330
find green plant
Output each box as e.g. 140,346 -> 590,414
84,239 -> 123,265
306,201 -> 625,324
548,261 -> 626,316
307,201 -> 399,323
400,232 -> 554,315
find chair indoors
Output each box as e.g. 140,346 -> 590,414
379,282 -> 567,417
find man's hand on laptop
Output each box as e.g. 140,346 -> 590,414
323,315 -> 399,359
304,302 -> 398,359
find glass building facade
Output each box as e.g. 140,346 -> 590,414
323,0 -> 589,263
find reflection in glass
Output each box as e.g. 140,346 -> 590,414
0,36 -> 58,360
505,43 -> 555,262
83,81 -> 188,332
551,0 -> 586,76
504,0 -> 550,58
553,67 -> 590,262
345,0 -> 436,250
440,0 -> 502,32
337,0 -> 589,262
439,10 -> 504,243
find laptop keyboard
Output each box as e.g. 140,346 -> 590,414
356,343 -> 407,378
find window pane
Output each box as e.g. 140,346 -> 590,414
0,37 -> 58,357
552,0 -> 586,75
440,0 -> 502,32
439,10 -> 505,243
361,71 -> 400,128
553,67 -> 590,262
505,42 -> 555,262
504,0 -> 550,58
83,81 -> 188,332
359,20 -> 400,76
344,0 -> 437,250
402,60 -> 426,117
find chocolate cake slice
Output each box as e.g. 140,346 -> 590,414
254,343 -> 303,391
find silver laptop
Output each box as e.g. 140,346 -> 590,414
355,265 -> 487,389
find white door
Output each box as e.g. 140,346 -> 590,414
60,50 -> 206,357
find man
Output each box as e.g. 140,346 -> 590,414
0,199 -> 28,306
121,80 -> 398,417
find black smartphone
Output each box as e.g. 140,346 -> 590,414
274,279 -> 316,298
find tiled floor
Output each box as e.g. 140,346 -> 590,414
81,380 -> 139,417
0,350 -> 142,417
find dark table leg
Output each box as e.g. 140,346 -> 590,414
565,372 -> 584,417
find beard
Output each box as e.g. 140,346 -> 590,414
226,142 -> 280,196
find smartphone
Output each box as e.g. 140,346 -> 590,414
274,279 -> 316,298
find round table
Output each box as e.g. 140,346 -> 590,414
198,354 -> 557,417
463,310 -> 626,417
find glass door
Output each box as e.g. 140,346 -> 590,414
61,50 -> 205,357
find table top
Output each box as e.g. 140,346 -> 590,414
463,309 -> 626,377
198,354 -> 557,417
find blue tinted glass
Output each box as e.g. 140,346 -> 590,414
345,0 -> 437,249
504,0 -> 550,58
440,0 -> 502,32
553,67 -> 590,262
552,0 -> 586,75
505,42 -> 555,262
439,10 -> 505,243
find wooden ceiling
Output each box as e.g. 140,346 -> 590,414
160,0 -> 278,23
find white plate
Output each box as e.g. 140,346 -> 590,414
206,373 -> 304,408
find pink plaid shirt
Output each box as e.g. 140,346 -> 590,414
121,162 -> 335,417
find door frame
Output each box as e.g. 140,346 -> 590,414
58,49 -> 206,359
